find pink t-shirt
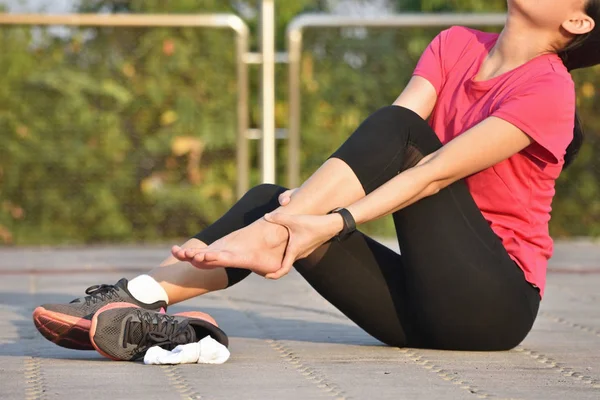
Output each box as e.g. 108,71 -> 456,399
413,26 -> 576,297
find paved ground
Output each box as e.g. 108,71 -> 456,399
0,240 -> 599,400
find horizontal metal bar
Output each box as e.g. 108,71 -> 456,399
275,52 -> 290,63
0,13 -> 249,34
244,52 -> 289,64
246,128 -> 288,140
245,52 -> 264,64
287,13 -> 506,35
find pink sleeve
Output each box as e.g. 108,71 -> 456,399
492,74 -> 575,164
412,28 -> 451,95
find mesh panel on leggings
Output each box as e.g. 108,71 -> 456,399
401,142 -> 426,171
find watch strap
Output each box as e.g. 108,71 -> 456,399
329,208 -> 356,241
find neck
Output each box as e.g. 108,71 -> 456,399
482,14 -> 558,78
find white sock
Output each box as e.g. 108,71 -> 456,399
127,275 -> 169,305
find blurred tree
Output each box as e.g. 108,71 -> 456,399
0,0 -> 598,244
1,0 -> 244,244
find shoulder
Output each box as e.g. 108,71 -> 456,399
441,26 -> 497,48
492,65 -> 576,164
546,56 -> 575,87
437,26 -> 497,68
510,59 -> 575,101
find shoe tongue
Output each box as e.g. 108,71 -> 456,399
115,278 -> 129,290
128,322 -> 145,345
70,279 -> 126,304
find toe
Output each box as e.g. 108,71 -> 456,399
192,252 -> 207,264
171,246 -> 185,259
185,248 -> 202,259
204,251 -> 222,262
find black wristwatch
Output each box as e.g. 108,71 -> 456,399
328,207 -> 356,241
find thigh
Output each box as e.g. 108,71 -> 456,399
344,107 -> 541,350
294,232 -> 420,347
393,181 -> 540,351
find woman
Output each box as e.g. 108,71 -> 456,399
34,0 -> 600,360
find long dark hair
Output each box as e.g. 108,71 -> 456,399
558,0 -> 600,168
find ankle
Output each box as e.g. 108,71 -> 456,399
257,217 -> 289,246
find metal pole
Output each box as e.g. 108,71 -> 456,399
234,23 -> 251,199
260,0 -> 276,184
286,13 -> 507,188
287,26 -> 302,188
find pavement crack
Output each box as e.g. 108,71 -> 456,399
397,348 -> 496,399
266,339 -> 349,399
160,365 -> 205,400
223,294 -> 350,400
25,276 -> 47,400
539,311 -> 600,339
515,347 -> 600,389
24,355 -> 46,400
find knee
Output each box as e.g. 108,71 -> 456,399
386,105 -> 424,121
375,106 -> 427,130
382,106 -> 441,150
348,106 -> 438,153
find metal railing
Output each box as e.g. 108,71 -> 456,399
0,13 -> 252,198
1,12 -> 512,193
286,13 -> 507,188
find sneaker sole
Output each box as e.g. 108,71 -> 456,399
32,307 -> 93,350
90,303 -> 218,361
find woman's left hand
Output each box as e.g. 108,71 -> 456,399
262,212 -> 343,280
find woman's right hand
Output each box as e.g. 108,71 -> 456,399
278,188 -> 297,206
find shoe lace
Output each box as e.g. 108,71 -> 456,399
126,310 -> 190,352
82,284 -> 119,305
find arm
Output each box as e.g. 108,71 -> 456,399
393,75 -> 438,120
263,117 -> 532,279
345,116 -> 534,225
271,116 -> 534,256
278,75 -> 438,207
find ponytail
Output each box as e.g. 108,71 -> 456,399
558,0 -> 600,168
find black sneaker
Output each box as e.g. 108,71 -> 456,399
89,302 -> 228,361
32,278 -> 167,350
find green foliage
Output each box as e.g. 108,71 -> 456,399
0,0 -> 598,244
0,1 -> 240,244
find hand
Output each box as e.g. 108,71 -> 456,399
278,188 -> 297,206
262,212 -> 343,280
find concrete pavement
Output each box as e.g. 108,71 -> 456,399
0,240 -> 599,399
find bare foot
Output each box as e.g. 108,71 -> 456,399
171,218 -> 289,276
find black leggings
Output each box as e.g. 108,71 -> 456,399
193,106 -> 540,351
